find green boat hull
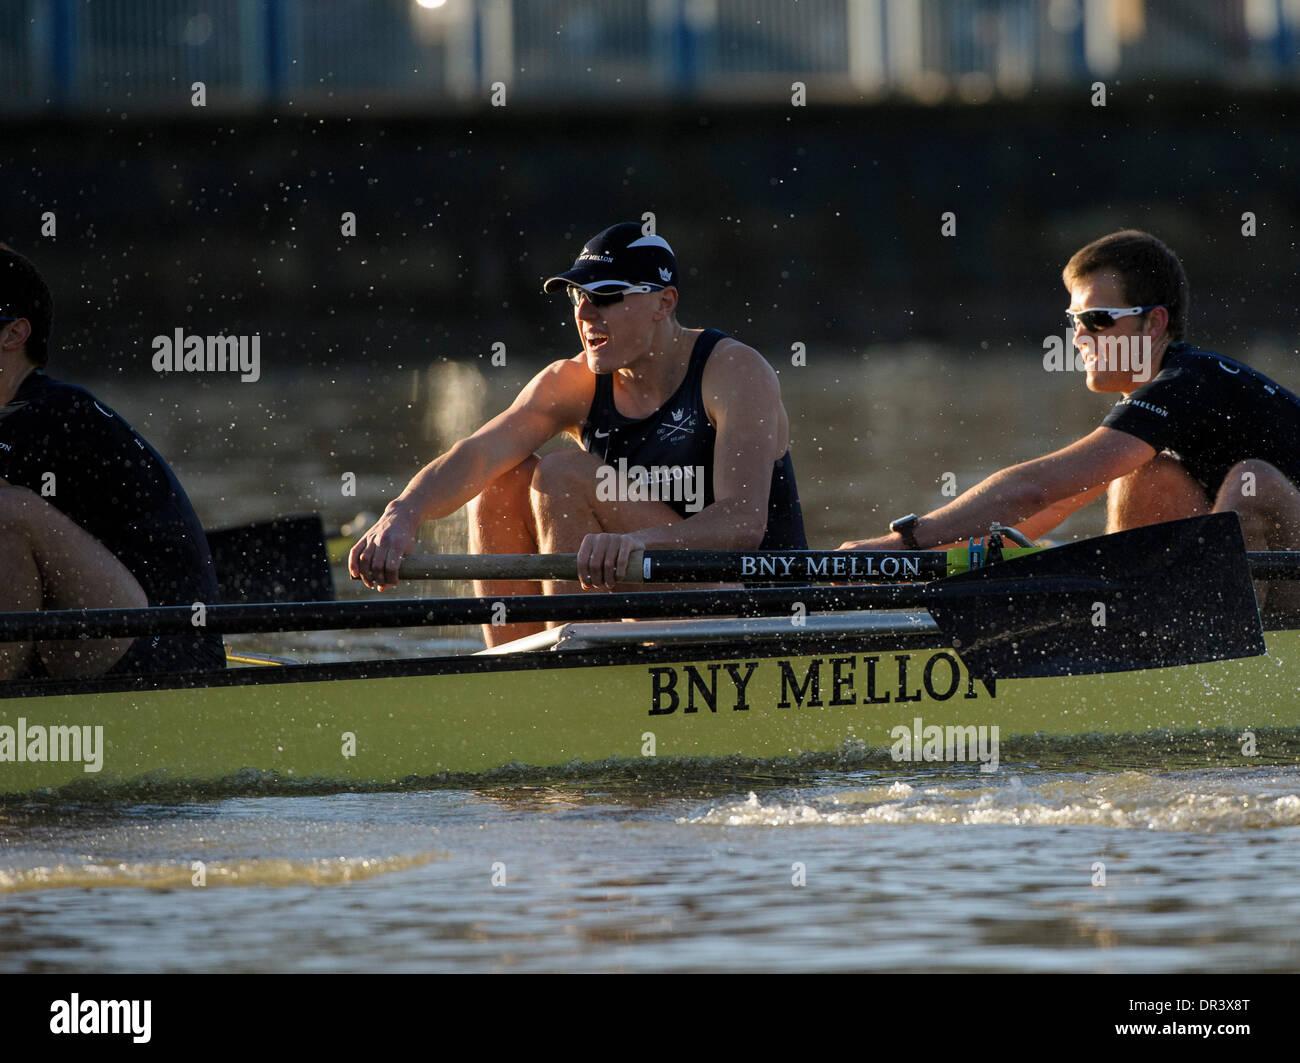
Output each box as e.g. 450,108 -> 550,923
3,623 -> 1298,798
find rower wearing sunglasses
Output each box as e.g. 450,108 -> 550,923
842,229 -> 1300,608
350,222 -> 806,645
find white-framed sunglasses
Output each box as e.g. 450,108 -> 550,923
1065,305 -> 1164,332
567,284 -> 660,309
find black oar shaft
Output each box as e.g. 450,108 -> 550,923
642,550 -> 946,583
0,575 -> 1121,642
395,548 -> 1300,584
396,549 -> 948,583
0,585 -> 927,641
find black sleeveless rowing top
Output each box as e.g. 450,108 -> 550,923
579,328 -> 807,549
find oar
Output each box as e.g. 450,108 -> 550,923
397,545 -> 1300,584
0,585 -> 965,641
924,511 -> 1264,679
1244,553 -> 1300,579
0,513 -> 1264,680
206,514 -> 334,603
394,548 -> 957,583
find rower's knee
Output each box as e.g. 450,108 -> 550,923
529,448 -> 602,504
0,484 -> 41,525
1107,453 -> 1209,532
529,450 -> 604,553
1216,460 -> 1293,510
1215,459 -> 1300,551
0,485 -> 45,550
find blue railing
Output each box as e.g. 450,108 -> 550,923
2,0 -> 1297,114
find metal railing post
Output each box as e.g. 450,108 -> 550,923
264,0 -> 287,106
49,0 -> 77,109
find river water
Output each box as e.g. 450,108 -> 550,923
3,346 -> 1300,987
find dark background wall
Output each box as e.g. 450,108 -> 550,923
3,88 -> 1297,376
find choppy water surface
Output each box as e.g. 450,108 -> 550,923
3,351 -> 1300,974
4,767 -> 1300,973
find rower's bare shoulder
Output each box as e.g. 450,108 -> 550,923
702,336 -> 781,396
526,355 -> 595,396
514,355 -> 597,426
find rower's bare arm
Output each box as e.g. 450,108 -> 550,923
841,427 -> 1154,550
916,482 -> 1108,552
397,363 -> 592,521
639,340 -> 785,549
350,360 -> 592,588
1012,481 -> 1110,541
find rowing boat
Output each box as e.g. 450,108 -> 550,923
1,608 -> 1296,799
2,513 -> 1296,799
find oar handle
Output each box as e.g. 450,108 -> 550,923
394,549 -> 951,583
395,550 -> 645,583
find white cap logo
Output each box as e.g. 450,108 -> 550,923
628,234 -> 675,254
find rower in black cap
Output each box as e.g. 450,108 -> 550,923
351,222 -> 806,646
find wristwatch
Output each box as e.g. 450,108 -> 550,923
889,513 -> 921,549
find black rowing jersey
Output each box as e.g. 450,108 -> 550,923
0,372 -> 225,672
1101,342 -> 1300,494
579,328 -> 807,549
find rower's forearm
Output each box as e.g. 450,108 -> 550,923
390,439 -> 491,523
916,468 -> 1050,547
1014,483 -> 1108,541
1012,508 -> 1068,543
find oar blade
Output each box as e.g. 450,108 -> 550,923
206,515 -> 334,603
926,513 -> 1264,680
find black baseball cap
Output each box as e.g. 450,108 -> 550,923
543,222 -> 679,295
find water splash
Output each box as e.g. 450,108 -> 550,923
684,768 -> 1300,832
0,850 -> 444,894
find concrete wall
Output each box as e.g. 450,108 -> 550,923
3,92 -> 1297,375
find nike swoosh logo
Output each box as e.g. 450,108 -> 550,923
93,401 -> 114,418
593,429 -> 611,438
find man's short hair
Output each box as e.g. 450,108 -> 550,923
0,244 -> 53,367
1063,230 -> 1189,341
